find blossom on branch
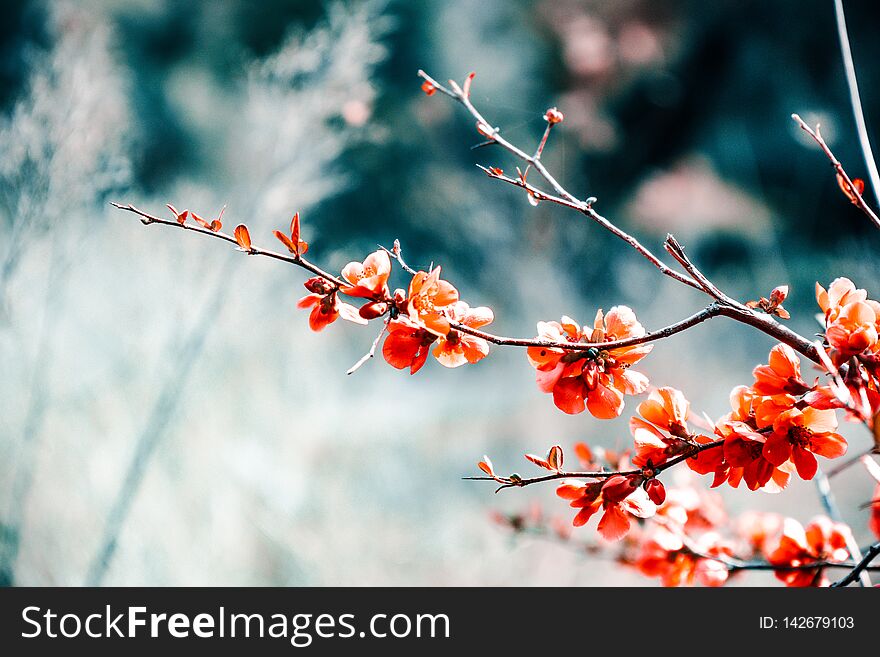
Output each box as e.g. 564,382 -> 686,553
432,302 -> 494,368
340,249 -> 392,299
527,306 -> 652,418
766,517 -> 852,587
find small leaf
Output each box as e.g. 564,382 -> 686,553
478,456 -> 494,476
547,445 -> 563,471
274,230 -> 296,253
234,224 -> 252,250
191,212 -> 210,229
524,453 -> 551,470
527,191 -> 540,207
420,80 -> 436,96
167,204 -> 188,224
290,212 -> 301,243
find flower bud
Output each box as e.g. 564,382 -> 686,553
769,285 -> 789,305
601,474 -> 639,504
543,107 -> 564,125
645,479 -> 666,505
304,276 -> 333,294
358,301 -> 388,320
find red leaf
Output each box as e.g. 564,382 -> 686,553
288,212 -> 308,255
167,204 -> 188,224
421,80 -> 436,96
478,456 -> 494,476
290,212 -> 301,243
547,445 -> 563,471
524,453 -> 552,470
274,230 -> 296,252
234,224 -> 252,250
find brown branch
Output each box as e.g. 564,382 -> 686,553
791,114 -> 880,230
833,0 -> 880,209
464,439 -> 724,492
423,84 -> 822,362
419,70 -> 704,292
111,202 -> 349,288
453,302 -> 724,352
831,541 -> 880,587
115,200 -> 820,366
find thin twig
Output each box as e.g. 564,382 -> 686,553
379,239 -> 418,276
465,439 -> 724,492
826,446 -> 879,478
791,114 -> 880,230
346,320 -> 389,375
815,467 -> 870,586
111,203 -> 348,288
831,541 -> 880,587
419,70 -> 704,292
833,0 -> 880,209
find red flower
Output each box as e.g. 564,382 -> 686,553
763,407 -> 847,480
752,343 -> 813,396
817,278 -> 880,363
630,387 -> 693,468
632,527 -> 732,587
340,249 -> 392,299
766,517 -> 852,587
717,419 -> 786,491
432,302 -> 494,368
297,285 -> 366,332
382,317 -> 437,374
527,307 -> 652,418
556,473 -> 655,541
406,267 -> 459,336
737,511 -> 784,556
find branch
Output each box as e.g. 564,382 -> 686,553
791,114 -> 880,230
421,74 -> 822,363
832,0 -> 880,210
419,70 -> 703,292
453,302 -> 724,351
111,203 -> 349,288
464,439 -> 724,492
831,541 -> 880,587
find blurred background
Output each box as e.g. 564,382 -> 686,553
1,0 -> 879,586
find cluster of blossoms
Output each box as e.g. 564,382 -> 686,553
472,278 -> 880,585
280,215 -> 495,372
496,482 -> 859,587
526,309 -> 651,418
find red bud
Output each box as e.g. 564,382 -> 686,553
358,301 -> 388,320
645,479 -> 666,505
